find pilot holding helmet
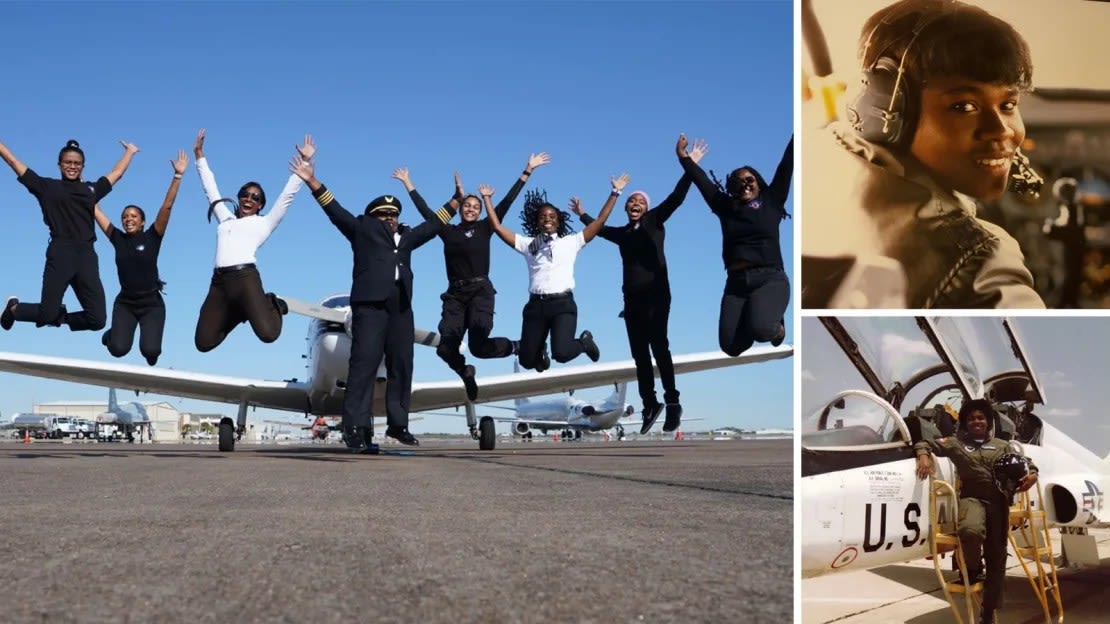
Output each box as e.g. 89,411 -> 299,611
913,398 -> 1038,624
289,155 -> 456,453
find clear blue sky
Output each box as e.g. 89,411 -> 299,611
0,0 -> 795,434
802,317 -> 1110,458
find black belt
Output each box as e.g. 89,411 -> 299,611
530,290 -> 573,300
120,287 -> 162,297
214,263 -> 256,275
450,276 -> 488,288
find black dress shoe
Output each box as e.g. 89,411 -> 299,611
460,364 -> 478,402
640,403 -> 663,435
1,296 -> 18,331
771,320 -> 786,347
579,330 -> 600,362
343,426 -> 379,454
534,348 -> 551,373
270,294 -> 289,315
386,426 -> 420,446
662,403 -> 683,432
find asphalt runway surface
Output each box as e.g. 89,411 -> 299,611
0,438 -> 791,623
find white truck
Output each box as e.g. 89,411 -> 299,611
41,415 -> 78,439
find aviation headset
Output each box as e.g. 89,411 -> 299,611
846,0 -> 1043,198
846,3 -> 951,149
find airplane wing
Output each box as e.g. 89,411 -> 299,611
409,345 -> 793,412
0,344 -> 791,417
0,351 -> 311,413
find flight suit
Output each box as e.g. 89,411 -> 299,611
914,432 -> 1038,616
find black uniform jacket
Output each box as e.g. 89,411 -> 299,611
314,185 -> 453,303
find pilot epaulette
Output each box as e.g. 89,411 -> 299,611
315,189 -> 336,206
434,206 -> 452,224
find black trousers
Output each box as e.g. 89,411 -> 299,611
436,279 -> 513,372
105,290 -> 166,366
623,288 -> 678,406
719,267 -> 790,357
343,283 -> 414,431
517,292 -> 584,369
194,266 -> 282,352
13,239 -> 106,331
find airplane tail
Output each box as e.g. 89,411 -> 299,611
108,387 -> 119,411
611,382 -> 628,409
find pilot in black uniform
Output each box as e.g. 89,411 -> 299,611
291,157 -> 454,452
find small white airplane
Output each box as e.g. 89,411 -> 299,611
0,294 -> 793,452
801,316 -> 1108,582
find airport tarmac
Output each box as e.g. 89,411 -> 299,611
0,438 -> 791,623
802,527 -> 1110,623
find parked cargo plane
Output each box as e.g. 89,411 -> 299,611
0,294 -> 793,452
801,316 -> 1109,582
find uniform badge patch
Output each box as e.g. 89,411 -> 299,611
465,229 -> 474,238
748,199 -> 762,210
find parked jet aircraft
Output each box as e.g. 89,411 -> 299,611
0,295 -> 793,452
96,387 -> 153,443
801,316 -> 1109,581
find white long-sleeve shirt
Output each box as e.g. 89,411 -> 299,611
196,157 -> 302,268
513,231 -> 586,294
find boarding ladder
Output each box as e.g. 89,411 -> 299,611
1007,482 -> 1064,623
929,477 -> 982,624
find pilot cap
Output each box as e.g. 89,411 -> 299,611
364,195 -> 403,216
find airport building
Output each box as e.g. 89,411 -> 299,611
34,400 -> 182,442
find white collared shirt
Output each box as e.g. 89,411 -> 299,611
513,231 -> 586,294
196,157 -> 302,267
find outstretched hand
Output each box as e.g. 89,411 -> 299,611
478,183 -> 495,197
296,134 -> 316,162
675,133 -> 689,158
120,140 -> 141,155
392,167 -> 412,186
568,196 -> 583,216
454,171 -> 465,198
690,138 -> 709,164
171,150 -> 188,175
526,152 -> 551,172
611,173 -> 630,194
289,155 -> 314,181
194,129 -> 206,158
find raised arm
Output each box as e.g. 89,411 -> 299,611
257,135 -> 313,234
104,140 -> 141,185
493,152 -> 550,220
483,183 -> 516,248
0,139 -> 28,177
653,138 -> 706,224
581,173 -> 630,243
676,133 -> 724,208
766,134 -> 795,207
153,150 -> 188,236
193,128 -> 232,222
290,155 -> 357,240
93,204 -> 113,236
393,167 -> 435,221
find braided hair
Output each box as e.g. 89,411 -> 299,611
520,188 -> 573,238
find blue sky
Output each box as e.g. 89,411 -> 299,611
0,0 -> 794,434
802,317 -> 1110,457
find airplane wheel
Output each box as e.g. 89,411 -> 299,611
478,416 -> 496,451
218,418 -> 236,452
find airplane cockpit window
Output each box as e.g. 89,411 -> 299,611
924,317 -> 983,400
322,295 -> 350,309
837,317 -> 945,395
801,391 -> 909,449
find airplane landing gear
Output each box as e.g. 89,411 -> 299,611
616,425 -> 626,441
218,417 -> 235,452
466,402 -> 496,451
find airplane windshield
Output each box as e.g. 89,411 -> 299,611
929,317 -> 1043,404
322,295 -> 350,309
924,317 -> 983,399
801,391 -> 907,449
837,317 -> 944,394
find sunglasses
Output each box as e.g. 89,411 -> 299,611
375,210 -> 399,218
238,190 -> 263,202
738,176 -> 757,186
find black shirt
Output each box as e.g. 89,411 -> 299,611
18,168 -> 113,242
579,174 -> 692,295
108,226 -> 164,294
681,135 -> 793,270
411,177 -> 526,284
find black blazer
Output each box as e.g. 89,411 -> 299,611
313,185 -> 453,303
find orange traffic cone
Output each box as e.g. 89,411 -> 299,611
674,430 -> 684,441
23,430 -> 31,444
553,432 -> 560,442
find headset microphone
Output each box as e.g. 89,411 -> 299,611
1008,149 -> 1043,199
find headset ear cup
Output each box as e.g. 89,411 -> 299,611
847,56 -> 908,146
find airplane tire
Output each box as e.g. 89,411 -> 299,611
218,419 -> 235,452
478,416 -> 496,451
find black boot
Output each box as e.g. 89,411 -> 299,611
459,364 -> 478,402
662,403 -> 683,432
